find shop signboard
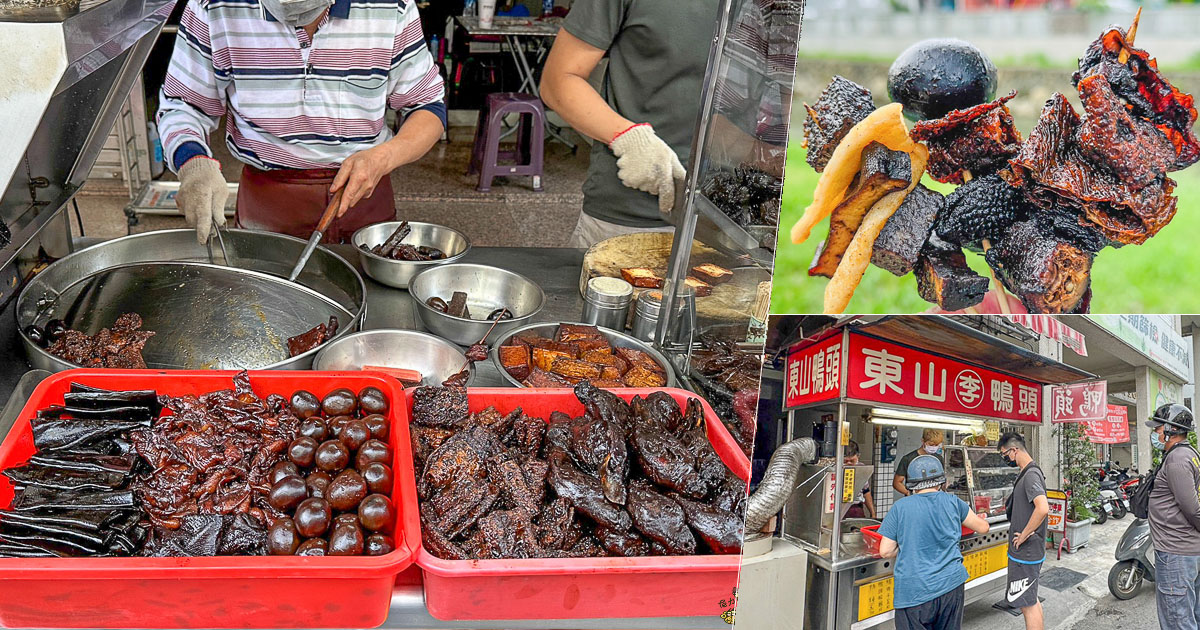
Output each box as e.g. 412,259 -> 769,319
1087,315 -> 1191,381
1046,489 -> 1067,534
1085,405 -> 1130,444
845,333 -> 1043,423
783,334 -> 843,409
1050,380 -> 1108,423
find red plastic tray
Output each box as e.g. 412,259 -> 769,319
0,370 -> 419,629
861,524 -> 882,556
414,387 -> 749,621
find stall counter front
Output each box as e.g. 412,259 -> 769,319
0,243 -> 731,630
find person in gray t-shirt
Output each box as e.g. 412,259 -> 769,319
1144,404 -> 1200,630
540,0 -> 718,246
998,432 -> 1048,630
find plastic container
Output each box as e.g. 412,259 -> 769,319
414,387 -> 749,620
0,369 -> 419,629
861,524 -> 883,557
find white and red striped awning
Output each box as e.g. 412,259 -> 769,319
1006,315 -> 1087,357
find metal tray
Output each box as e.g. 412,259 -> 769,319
489,321 -> 677,388
16,229 -> 366,371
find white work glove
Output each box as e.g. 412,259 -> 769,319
176,156 -> 228,244
609,124 -> 686,214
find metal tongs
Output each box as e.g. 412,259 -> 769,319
288,188 -> 344,282
205,219 -> 231,265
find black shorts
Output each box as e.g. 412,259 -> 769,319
1005,559 -> 1043,609
894,584 -> 964,630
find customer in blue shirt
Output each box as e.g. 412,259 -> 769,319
879,454 -> 991,630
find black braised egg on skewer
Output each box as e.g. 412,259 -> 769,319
887,38 -> 998,122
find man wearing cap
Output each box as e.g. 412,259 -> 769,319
998,432 -> 1048,630
893,429 -> 945,497
878,454 -> 991,630
1145,404 -> 1200,630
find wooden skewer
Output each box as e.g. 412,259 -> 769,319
1119,7 -> 1142,64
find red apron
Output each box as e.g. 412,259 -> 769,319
235,165 -> 395,244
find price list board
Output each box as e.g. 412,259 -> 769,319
856,544 -> 1008,621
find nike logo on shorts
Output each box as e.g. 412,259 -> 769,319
1007,578 -> 1032,603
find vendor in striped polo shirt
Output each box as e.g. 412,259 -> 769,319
158,0 -> 447,243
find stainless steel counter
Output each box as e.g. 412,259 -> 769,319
0,242 -> 727,630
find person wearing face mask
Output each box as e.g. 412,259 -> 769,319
157,0 -> 447,244
1144,404 -> 1200,630
997,432 -> 1048,630
844,440 -> 876,519
893,429 -> 945,497
878,455 -> 991,630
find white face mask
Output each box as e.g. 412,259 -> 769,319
924,444 -> 941,455
262,0 -> 333,28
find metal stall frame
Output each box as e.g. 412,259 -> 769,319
776,319 -> 1096,630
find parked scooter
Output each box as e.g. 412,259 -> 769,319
1108,518 -> 1156,600
1098,461 -> 1134,484
1095,477 -> 1129,523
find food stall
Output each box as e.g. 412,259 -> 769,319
744,316 -> 1094,630
0,0 -> 801,626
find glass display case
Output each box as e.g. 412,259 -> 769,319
652,0 -> 803,448
945,445 -> 1021,520
655,0 -> 803,343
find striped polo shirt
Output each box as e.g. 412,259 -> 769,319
157,0 -> 446,171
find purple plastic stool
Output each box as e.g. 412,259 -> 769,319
468,92 -> 545,192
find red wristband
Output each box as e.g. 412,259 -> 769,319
610,122 -> 650,146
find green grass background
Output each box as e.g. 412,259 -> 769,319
770,142 -> 1200,314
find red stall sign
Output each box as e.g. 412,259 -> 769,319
784,334 -> 843,409
845,333 -> 1043,423
1050,380 -> 1108,423
1085,405 -> 1130,444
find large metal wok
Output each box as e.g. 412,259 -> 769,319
16,229 -> 366,371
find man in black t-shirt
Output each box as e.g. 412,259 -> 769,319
893,429 -> 946,497
999,432 -> 1049,630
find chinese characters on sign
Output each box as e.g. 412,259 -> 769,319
783,335 -> 843,409
1084,405 -> 1130,444
1046,490 -> 1068,534
1050,381 -> 1108,423
845,334 -> 1043,423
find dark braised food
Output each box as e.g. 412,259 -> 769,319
415,382 -> 744,559
809,142 -> 912,278
689,337 -> 762,457
795,24 -> 1198,314
44,313 -> 155,369
265,384 -> 396,556
362,221 -> 446,261
910,91 -> 1021,185
872,184 -> 944,276
426,291 -> 515,322
0,384 -> 155,557
887,38 -> 998,121
499,324 -> 667,388
129,371 -> 298,537
803,76 -> 876,172
286,316 -> 339,358
700,165 -> 783,230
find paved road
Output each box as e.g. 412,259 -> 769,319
959,517 -> 1159,630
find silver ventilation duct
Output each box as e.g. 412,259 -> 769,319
744,437 -> 818,533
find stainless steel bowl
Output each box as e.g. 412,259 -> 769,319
312,329 -> 474,386
352,222 -> 470,289
16,229 -> 365,372
489,321 -> 677,388
409,263 -> 545,346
